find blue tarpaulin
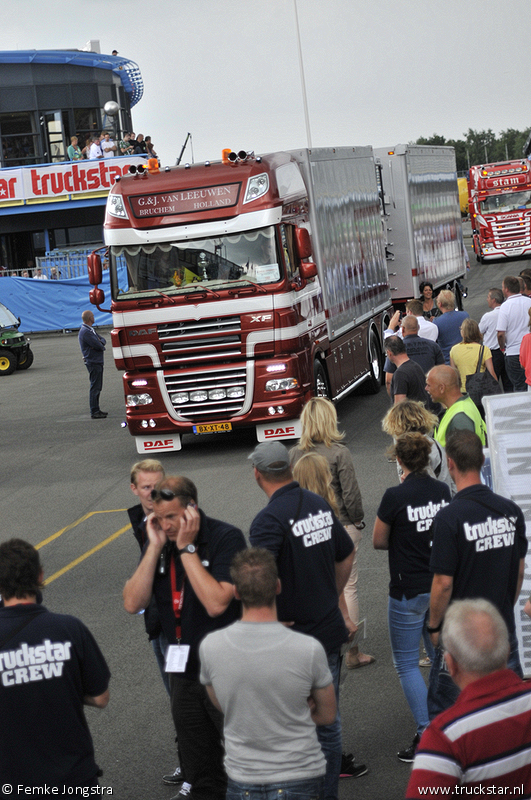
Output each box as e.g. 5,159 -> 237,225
0,269 -> 124,332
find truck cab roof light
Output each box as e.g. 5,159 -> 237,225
244,173 -> 269,203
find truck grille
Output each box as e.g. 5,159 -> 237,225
492,217 -> 530,246
159,316 -> 242,364
163,364 -> 248,420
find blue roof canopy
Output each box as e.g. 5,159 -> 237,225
0,50 -> 144,107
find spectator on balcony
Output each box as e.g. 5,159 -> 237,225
88,136 -> 103,160
33,268 -> 47,280
119,133 -> 135,156
101,133 -> 117,159
134,134 -> 147,155
67,136 -> 83,161
145,136 -> 157,158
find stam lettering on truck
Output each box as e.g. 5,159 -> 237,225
486,175 -> 526,189
130,183 -> 241,218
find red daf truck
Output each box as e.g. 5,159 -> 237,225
88,147 -> 392,453
468,159 -> 531,262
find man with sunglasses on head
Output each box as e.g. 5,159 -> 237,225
123,476 -> 246,800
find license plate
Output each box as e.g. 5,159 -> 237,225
193,422 -> 232,434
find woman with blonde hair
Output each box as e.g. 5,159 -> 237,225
381,400 -> 454,494
290,397 -> 374,668
292,452 -> 339,516
450,317 -> 497,393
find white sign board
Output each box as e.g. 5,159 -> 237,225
484,392 -> 531,677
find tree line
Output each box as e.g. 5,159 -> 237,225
413,128 -> 531,174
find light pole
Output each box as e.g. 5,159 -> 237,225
293,0 -> 312,148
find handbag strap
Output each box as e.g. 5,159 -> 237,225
474,345 -> 485,374
0,609 -> 40,650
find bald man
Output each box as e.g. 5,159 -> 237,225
425,366 -> 485,446
384,316 -> 445,399
78,310 -> 107,419
406,600 -> 531,798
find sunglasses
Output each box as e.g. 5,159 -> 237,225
151,488 -> 179,502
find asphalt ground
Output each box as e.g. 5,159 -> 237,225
0,225 -> 528,800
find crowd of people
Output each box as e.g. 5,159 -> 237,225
2,272 -> 531,799
66,131 -> 158,161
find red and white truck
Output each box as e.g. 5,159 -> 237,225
374,144 -> 468,306
88,147 -> 392,453
468,159 -> 531,262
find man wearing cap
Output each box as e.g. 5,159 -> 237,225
249,442 -> 359,800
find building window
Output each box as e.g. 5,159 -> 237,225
0,112 -> 40,167
74,108 -> 101,139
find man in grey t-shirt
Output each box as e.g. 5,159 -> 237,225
200,547 -> 335,800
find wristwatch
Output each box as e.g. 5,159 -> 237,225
178,544 -> 196,556
354,521 -> 366,530
426,622 -> 442,634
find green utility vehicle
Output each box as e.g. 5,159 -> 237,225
0,301 -> 34,375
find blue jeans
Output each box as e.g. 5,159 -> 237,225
316,650 -> 341,800
85,362 -> 103,414
427,631 -> 523,720
505,354 -> 527,393
388,593 -> 430,735
226,776 -> 324,799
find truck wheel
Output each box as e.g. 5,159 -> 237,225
0,351 -> 16,376
361,331 -> 382,395
17,348 -> 34,370
313,360 -> 331,399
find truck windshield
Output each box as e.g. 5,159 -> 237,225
110,227 -> 281,299
481,191 -> 531,214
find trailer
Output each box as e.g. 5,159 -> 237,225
374,144 -> 467,307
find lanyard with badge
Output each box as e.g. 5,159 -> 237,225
164,551 -> 190,673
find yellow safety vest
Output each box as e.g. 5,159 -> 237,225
435,395 -> 486,447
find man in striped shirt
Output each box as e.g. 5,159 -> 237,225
406,599 -> 531,798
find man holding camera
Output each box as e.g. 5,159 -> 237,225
123,476 -> 246,800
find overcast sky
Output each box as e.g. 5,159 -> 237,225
2,0 -> 529,166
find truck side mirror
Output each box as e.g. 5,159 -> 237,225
300,260 -> 318,280
295,227 -> 312,260
89,287 -> 106,306
88,253 -> 103,286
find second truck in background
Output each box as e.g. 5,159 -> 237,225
375,144 -> 467,307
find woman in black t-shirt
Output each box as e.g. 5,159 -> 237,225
373,432 -> 451,763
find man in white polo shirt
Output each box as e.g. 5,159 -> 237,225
479,287 -> 512,392
497,276 -> 531,392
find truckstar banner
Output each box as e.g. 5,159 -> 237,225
0,157 -> 148,204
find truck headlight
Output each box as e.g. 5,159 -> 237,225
108,194 -> 127,218
265,377 -> 299,391
244,173 -> 269,203
171,392 -> 189,404
190,390 -> 208,402
126,393 -> 153,406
